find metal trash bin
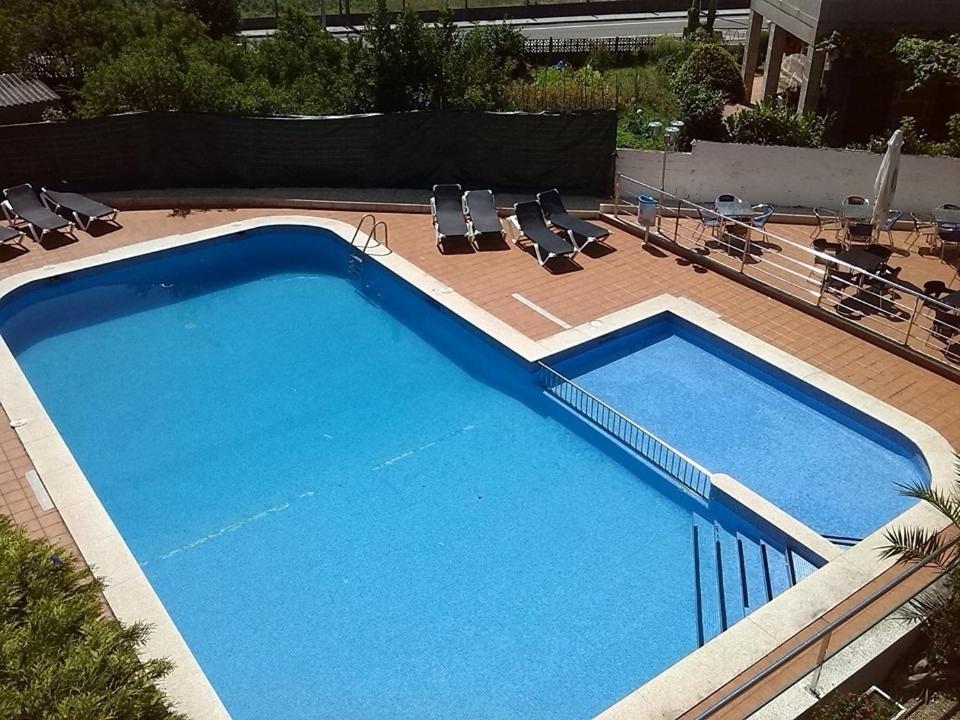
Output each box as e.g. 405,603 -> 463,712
636,195 -> 658,227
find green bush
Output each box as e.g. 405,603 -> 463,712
649,35 -> 695,75
725,102 -> 824,147
811,692 -> 895,720
0,515 -> 183,720
679,84 -> 727,143
674,42 -> 744,104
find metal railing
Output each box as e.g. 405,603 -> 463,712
539,363 -> 712,498
613,173 -> 960,377
692,531 -> 960,718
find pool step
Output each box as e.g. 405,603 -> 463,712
347,249 -> 364,277
692,514 -> 824,647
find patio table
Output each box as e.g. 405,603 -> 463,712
835,249 -> 885,275
714,199 -> 757,220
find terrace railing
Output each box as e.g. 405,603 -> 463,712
539,363 -> 712,499
612,173 -> 960,378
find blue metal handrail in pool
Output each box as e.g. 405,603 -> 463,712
539,363 -> 712,499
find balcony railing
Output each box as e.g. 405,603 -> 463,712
612,173 -> 960,378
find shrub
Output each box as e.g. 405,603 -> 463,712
725,102 -> 825,147
0,515 -> 184,719
811,692 -> 895,720
650,35 -> 695,75
679,84 -> 727,143
674,42 -> 744,104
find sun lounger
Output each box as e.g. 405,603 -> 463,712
431,184 -> 470,251
536,189 -> 609,251
513,201 -> 577,267
0,225 -> 23,245
463,190 -> 503,240
41,186 -> 118,230
1,184 -> 74,242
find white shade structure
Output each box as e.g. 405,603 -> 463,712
872,129 -> 903,227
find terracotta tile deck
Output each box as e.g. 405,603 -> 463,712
0,206 -> 956,716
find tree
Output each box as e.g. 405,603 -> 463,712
704,0 -> 718,34
893,35 -> 960,93
675,42 -> 745,104
880,464 -> 960,692
0,515 -> 184,719
685,0 -> 701,35
182,0 -> 241,38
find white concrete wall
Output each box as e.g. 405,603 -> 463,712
616,141 -> 960,213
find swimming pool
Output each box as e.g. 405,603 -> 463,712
0,225 -> 805,719
551,315 -> 930,541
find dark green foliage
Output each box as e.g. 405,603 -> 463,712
880,466 -> 960,694
182,0 -> 241,38
725,102 -> 824,147
345,0 -> 524,113
811,692 -> 896,720
893,35 -> 960,92
678,84 -> 726,144
0,514 -> 183,720
674,42 -> 744,104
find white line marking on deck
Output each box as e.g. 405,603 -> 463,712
25,470 -> 54,511
511,293 -> 572,329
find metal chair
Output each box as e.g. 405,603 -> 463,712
751,204 -> 775,229
694,207 -> 721,243
811,207 -> 841,238
906,212 -> 938,251
808,237 -> 842,282
876,209 -> 902,245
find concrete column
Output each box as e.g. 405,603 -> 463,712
798,45 -> 827,115
761,23 -> 788,103
740,10 -> 764,103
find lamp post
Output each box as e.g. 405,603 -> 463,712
645,116 -> 684,229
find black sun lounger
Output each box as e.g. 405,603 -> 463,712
513,200 -> 577,267
463,189 -> 503,240
41,186 -> 118,230
537,189 -> 610,251
2,184 -> 74,242
431,183 -> 470,251
0,225 -> 23,245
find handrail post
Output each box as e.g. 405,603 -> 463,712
806,629 -> 832,698
904,293 -> 922,348
614,175 -> 620,219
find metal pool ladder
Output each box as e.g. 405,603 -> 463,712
348,214 -> 389,276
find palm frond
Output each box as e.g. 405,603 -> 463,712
897,590 -> 949,623
881,525 -> 951,569
894,479 -> 960,521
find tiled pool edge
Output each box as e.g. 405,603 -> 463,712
0,217 -> 952,720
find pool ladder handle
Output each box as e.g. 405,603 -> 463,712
349,214 -> 390,257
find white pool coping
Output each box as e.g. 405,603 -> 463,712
0,216 -> 953,720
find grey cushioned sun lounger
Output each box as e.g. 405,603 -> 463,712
513,200 -> 577,267
1,184 -> 74,242
431,183 -> 470,251
463,189 -> 503,238
0,225 -> 23,245
41,187 -> 118,230
537,189 -> 610,251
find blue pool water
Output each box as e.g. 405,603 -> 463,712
553,318 -> 929,541
0,227 -> 714,720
